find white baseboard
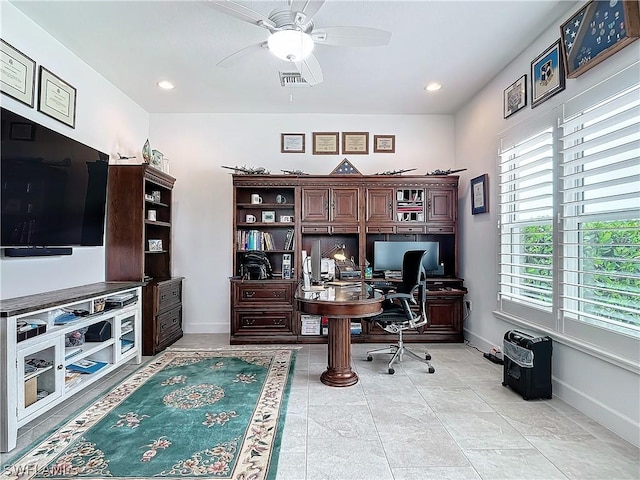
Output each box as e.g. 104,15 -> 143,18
184,323 -> 229,334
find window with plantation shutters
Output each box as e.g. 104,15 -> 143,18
498,124 -> 555,328
559,65 -> 640,339
496,62 -> 639,366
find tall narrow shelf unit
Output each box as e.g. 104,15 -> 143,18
230,174 -> 466,345
106,165 -> 183,355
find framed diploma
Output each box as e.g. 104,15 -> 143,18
373,134 -> 395,153
281,133 -> 305,153
471,174 -> 489,215
38,66 -> 77,128
0,40 -> 36,107
312,132 -> 339,155
560,0 -> 640,79
342,132 -> 369,155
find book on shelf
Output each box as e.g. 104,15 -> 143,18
65,371 -> 82,388
284,228 -> 294,250
67,359 -> 108,374
121,338 -> 135,353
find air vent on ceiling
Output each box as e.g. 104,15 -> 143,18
279,72 -> 309,87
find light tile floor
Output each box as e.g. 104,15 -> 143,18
3,334 -> 639,480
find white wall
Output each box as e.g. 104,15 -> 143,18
454,2 -> 640,446
150,113 -> 454,333
0,3 -> 149,299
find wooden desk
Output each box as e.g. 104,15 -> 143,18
296,284 -> 383,387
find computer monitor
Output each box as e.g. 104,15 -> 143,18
310,240 -> 322,284
373,241 -> 440,275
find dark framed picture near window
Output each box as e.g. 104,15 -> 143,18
503,75 -> 527,118
531,40 -> 565,108
471,174 -> 488,215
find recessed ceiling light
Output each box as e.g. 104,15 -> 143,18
425,83 -> 442,92
157,80 -> 174,90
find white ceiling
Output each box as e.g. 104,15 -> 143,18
11,0 -> 569,115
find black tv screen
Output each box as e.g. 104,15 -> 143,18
1,108 -> 109,248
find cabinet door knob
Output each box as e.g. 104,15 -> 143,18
57,364 -> 64,370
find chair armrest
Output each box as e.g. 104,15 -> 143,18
385,292 -> 416,304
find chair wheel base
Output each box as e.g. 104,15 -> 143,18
428,366 -> 435,374
425,354 -> 432,361
388,368 -> 395,375
366,355 -> 373,362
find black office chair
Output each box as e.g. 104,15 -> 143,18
366,250 -> 435,375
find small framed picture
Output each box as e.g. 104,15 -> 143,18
281,133 -> 305,153
0,40 -> 36,107
531,40 -> 565,108
373,135 -> 395,153
148,239 -> 163,251
312,132 -> 339,155
147,210 -> 157,221
503,75 -> 527,119
279,215 -> 293,223
262,211 -> 276,223
342,132 -> 369,155
471,174 -> 489,215
38,66 -> 77,128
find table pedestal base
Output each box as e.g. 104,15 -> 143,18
320,317 -> 358,387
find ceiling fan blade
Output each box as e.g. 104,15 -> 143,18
312,26 -> 391,47
294,53 -> 323,86
217,42 -> 267,68
206,0 -> 276,30
290,0 -> 325,22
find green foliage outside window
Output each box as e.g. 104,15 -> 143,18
522,221 -> 640,328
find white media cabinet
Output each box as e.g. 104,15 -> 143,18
0,282 -> 143,452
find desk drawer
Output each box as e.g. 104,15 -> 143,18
396,225 -> 426,234
331,225 -> 360,234
233,310 -> 293,335
427,225 -> 455,234
301,225 -> 330,234
157,279 -> 182,311
366,225 -> 395,234
233,281 -> 293,306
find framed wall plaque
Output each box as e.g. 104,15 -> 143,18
0,40 -> 36,107
503,75 -> 527,118
38,66 -> 77,128
471,174 -> 489,215
342,132 -> 369,155
373,134 -> 395,153
281,133 -> 305,153
560,0 -> 640,79
312,132 -> 339,155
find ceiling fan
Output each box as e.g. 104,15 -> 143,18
207,0 -> 391,86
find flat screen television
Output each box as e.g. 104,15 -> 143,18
1,107 -> 109,252
373,241 -> 440,275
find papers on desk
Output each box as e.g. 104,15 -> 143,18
302,285 -> 326,292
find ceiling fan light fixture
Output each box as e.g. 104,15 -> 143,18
425,82 -> 442,92
268,30 -> 314,62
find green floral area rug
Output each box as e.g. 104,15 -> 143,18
3,348 -> 296,480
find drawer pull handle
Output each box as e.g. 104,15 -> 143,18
161,294 -> 167,300
273,292 -> 284,298
273,319 -> 283,325
244,291 -> 256,298
245,319 -> 256,325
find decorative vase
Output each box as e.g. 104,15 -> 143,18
142,139 -> 151,163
